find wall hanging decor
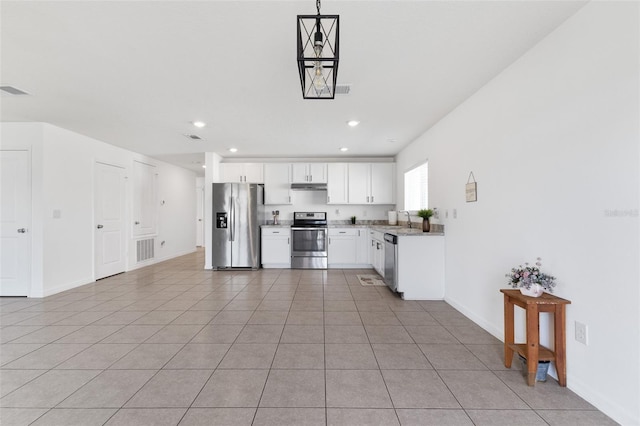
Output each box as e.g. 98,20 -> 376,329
466,171 -> 477,202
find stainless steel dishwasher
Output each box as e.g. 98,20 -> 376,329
383,233 -> 398,292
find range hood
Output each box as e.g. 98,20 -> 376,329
291,183 -> 327,191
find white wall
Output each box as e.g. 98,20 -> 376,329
1,122 -> 197,297
395,3 -> 639,424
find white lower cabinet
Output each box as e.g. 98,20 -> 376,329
261,228 -> 290,268
369,229 -> 385,276
328,228 -> 369,268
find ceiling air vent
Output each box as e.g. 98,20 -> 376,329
184,134 -> 202,140
334,84 -> 351,95
0,86 -> 30,96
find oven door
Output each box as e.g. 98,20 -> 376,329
291,227 -> 328,257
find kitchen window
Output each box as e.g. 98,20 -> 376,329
404,161 -> 428,210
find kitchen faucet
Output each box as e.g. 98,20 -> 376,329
400,211 -> 412,228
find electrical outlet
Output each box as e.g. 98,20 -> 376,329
335,209 -> 340,215
575,321 -> 588,345
363,210 -> 368,217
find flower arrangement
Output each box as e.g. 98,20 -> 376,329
506,257 -> 556,292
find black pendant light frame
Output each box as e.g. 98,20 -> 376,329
297,0 -> 339,99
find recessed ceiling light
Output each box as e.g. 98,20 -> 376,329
192,121 -> 206,128
340,147 -> 349,152
228,148 -> 238,153
347,120 -> 360,127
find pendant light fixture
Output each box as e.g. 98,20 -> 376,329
297,0 -> 339,99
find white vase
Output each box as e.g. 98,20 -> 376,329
520,284 -> 544,297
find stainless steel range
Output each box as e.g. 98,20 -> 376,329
291,212 -> 328,269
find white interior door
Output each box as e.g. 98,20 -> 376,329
95,162 -> 126,280
196,186 -> 204,247
0,151 -> 31,296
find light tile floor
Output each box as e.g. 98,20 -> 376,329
0,250 -> 617,425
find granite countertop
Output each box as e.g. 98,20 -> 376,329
261,222 -> 444,236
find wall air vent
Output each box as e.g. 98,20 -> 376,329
136,238 -> 155,262
184,134 -> 202,140
0,86 -> 30,96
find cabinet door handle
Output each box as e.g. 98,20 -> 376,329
288,196 -> 291,203
339,231 -> 346,234
288,237 -> 290,244
327,196 -> 330,203
358,230 -> 361,237
366,196 -> 370,202
371,196 -> 374,203
328,237 -> 331,244
309,175 -> 313,182
273,231 -> 280,234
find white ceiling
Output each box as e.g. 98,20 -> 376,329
1,1 -> 586,175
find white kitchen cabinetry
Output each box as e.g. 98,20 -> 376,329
221,163 -> 264,183
291,163 -> 327,183
328,228 -> 369,268
327,163 -> 348,204
348,163 -> 394,204
264,163 -> 292,205
261,227 -> 290,268
369,229 -> 385,276
370,163 -> 394,204
356,228 -> 369,265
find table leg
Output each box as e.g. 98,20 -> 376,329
504,295 -> 515,368
554,305 -> 567,386
526,304 -> 539,386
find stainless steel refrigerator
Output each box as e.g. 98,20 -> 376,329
212,183 -> 263,270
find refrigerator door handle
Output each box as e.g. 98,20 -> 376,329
229,197 -> 234,242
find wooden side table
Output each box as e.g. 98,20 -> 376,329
501,289 -> 571,386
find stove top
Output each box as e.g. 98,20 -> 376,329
293,212 -> 327,227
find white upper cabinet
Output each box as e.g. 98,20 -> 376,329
264,163 -> 292,205
220,163 -> 264,183
327,163 -> 348,204
291,163 -> 327,183
370,163 -> 395,204
347,163 -> 394,205
347,163 -> 369,204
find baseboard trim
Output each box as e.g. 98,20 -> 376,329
128,248 -> 198,271
41,277 -> 94,298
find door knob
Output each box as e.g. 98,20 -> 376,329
17,228 -> 27,233
134,221 -> 140,225
97,224 -> 104,229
